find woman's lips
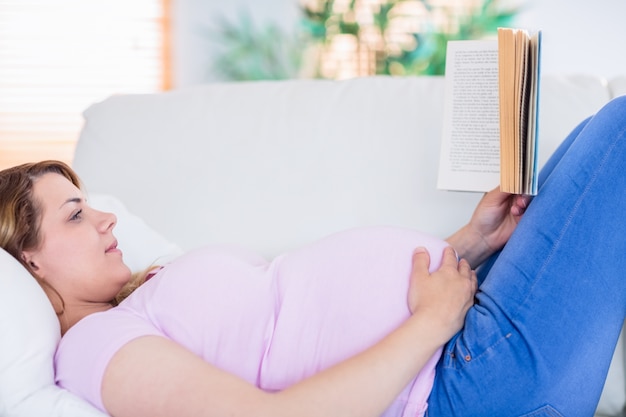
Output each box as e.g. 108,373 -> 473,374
106,240 -> 122,254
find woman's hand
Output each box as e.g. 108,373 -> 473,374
447,187 -> 532,268
407,246 -> 477,344
470,186 -> 531,250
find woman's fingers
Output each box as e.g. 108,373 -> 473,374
438,246 -> 456,265
411,246 -> 431,274
408,246 -> 477,338
511,194 -> 532,216
411,246 -> 457,276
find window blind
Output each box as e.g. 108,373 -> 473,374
0,0 -> 170,169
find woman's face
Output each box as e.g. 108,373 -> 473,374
22,173 -> 131,304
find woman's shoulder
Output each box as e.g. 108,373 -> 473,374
55,307 -> 163,410
57,308 -> 163,361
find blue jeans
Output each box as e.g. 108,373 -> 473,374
427,95 -> 626,417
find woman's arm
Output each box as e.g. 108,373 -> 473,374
446,187 -> 531,268
102,247 -> 476,417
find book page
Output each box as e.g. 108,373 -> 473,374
437,40 -> 500,192
498,28 -> 517,193
498,28 -> 541,195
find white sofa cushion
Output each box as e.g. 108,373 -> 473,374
73,75 -> 611,257
597,327 -> 626,416
74,77 -> 483,256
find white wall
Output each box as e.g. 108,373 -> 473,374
515,0 -> 626,79
172,0 -> 300,86
172,0 -> 626,87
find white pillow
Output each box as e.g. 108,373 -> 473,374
0,248 -> 107,417
0,193 -> 182,417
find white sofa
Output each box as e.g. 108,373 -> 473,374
1,74 -> 625,416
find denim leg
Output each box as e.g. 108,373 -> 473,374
476,116 -> 592,285
428,96 -> 626,417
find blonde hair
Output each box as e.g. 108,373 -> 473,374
112,270 -> 149,306
0,160 -> 149,310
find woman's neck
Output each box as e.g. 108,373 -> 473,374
59,302 -> 113,335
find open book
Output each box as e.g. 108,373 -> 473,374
437,28 -> 542,194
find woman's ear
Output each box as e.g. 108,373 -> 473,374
21,252 -> 39,271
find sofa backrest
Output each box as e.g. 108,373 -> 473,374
610,75 -> 626,98
73,75 -> 610,257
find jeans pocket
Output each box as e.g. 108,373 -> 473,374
518,405 -> 564,417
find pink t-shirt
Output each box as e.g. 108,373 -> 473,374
55,227 -> 448,416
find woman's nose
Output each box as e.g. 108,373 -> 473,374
97,210 -> 117,232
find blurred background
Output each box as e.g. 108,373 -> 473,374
1,0 -> 625,170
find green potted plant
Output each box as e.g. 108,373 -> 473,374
210,0 -> 520,81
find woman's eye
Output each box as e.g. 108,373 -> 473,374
70,209 -> 83,221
